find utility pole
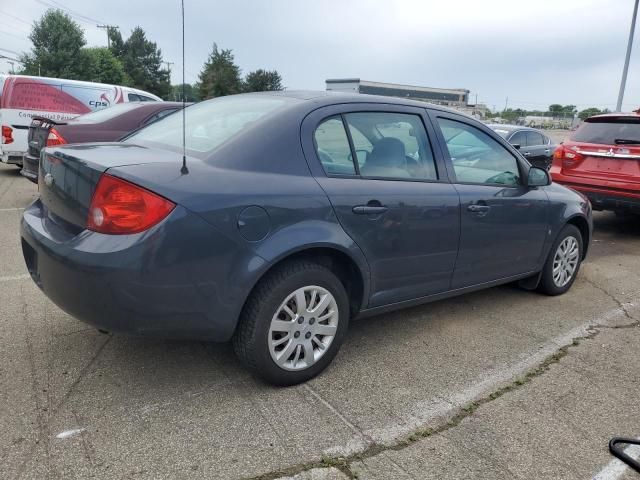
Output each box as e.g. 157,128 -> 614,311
97,25 -> 119,49
616,0 -> 639,112
164,61 -> 174,76
503,97 -> 508,112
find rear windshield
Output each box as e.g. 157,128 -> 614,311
571,117 -> 640,145
490,128 -> 510,139
72,103 -> 143,123
125,95 -> 294,157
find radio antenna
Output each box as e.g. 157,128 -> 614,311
180,0 -> 189,175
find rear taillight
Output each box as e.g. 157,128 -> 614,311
1,125 -> 13,144
554,144 -> 584,168
87,174 -> 175,234
46,128 -> 66,147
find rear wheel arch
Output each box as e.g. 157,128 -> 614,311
237,247 -> 367,332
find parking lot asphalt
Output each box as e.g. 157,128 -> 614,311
1,154 -> 639,480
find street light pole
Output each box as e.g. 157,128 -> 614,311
616,0 -> 639,112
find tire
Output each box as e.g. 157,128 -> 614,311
537,224 -> 583,296
233,260 -> 349,386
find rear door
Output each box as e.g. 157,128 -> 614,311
430,111 -> 549,288
524,131 -> 550,168
302,104 -> 460,308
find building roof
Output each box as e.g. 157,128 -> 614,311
326,78 -> 469,95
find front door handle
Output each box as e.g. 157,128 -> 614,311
523,151 -> 531,156
353,205 -> 388,215
467,204 -> 491,214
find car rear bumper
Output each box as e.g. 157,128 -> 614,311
1,151 -> 24,165
21,155 -> 39,183
556,183 -> 640,212
20,199 -> 253,341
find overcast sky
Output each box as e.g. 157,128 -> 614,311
1,0 -> 639,111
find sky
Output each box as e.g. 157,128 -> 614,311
1,0 -> 640,112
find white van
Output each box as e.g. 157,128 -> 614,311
0,75 -> 162,166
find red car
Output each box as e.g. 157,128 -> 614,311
21,102 -> 186,183
551,112 -> 640,214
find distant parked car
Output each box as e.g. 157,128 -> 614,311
0,74 -> 161,167
21,102 -> 186,183
21,92 -> 592,385
489,124 -> 558,170
551,112 -> 640,215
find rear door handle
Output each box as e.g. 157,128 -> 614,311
467,204 -> 491,214
352,205 -> 388,215
523,151 -> 531,156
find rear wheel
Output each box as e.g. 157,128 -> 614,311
538,224 -> 583,296
233,260 -> 349,386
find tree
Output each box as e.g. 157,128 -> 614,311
243,69 -> 283,92
548,104 -> 563,115
198,44 -> 242,99
111,27 -> 171,98
578,107 -> 603,120
85,48 -> 127,85
108,28 -> 126,58
19,9 -> 91,79
170,83 -> 200,102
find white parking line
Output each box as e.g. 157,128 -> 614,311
0,273 -> 30,282
0,207 -> 25,211
593,439 -> 640,480
366,306 -> 629,445
55,428 -> 86,439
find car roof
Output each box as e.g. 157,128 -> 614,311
584,111 -> 640,121
486,124 -> 542,133
238,90 -> 469,116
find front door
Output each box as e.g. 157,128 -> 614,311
303,105 -> 460,307
431,113 -> 549,289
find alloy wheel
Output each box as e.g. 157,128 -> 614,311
552,236 -> 579,287
268,285 -> 339,371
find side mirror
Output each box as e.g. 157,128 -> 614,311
527,166 -> 551,187
512,143 -> 521,150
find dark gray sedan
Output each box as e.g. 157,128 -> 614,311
488,124 -> 558,169
21,92 -> 592,385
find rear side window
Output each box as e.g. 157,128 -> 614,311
314,117 -> 356,175
526,131 -> 544,146
571,118 -> 640,145
345,112 -> 437,180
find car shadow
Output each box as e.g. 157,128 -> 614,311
592,211 -> 640,239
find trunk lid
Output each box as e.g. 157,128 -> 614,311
39,143 -> 184,230
27,116 -> 66,161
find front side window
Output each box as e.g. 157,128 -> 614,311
437,118 -> 520,186
314,116 -> 356,175
344,112 -> 437,180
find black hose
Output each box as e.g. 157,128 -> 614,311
609,437 -> 640,473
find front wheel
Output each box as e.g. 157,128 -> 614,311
233,260 -> 349,386
538,224 -> 583,296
